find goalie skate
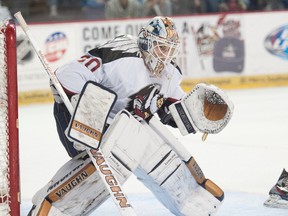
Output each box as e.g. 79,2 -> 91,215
264,194 -> 288,209
264,168 -> 288,209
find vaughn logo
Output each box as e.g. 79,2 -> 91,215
94,151 -> 132,208
71,120 -> 102,141
47,163 -> 96,202
264,25 -> 288,59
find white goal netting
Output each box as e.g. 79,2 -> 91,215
0,20 -> 11,215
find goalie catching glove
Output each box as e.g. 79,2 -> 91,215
169,83 -> 234,136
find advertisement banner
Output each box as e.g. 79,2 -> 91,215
16,12 -> 288,105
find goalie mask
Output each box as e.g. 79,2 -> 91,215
138,16 -> 180,76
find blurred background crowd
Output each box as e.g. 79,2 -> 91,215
2,0 -> 288,22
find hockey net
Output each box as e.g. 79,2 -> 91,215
0,19 -> 20,216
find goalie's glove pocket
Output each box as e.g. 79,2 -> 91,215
169,83 -> 234,136
203,90 -> 228,121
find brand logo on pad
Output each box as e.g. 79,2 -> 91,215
264,25 -> 288,59
72,120 -> 102,141
44,32 -> 68,62
94,152 -> 132,208
48,163 -> 96,202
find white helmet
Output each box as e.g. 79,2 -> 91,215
138,16 -> 180,76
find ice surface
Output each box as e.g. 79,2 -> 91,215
19,87 -> 288,215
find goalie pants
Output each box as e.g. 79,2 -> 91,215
53,102 -> 83,157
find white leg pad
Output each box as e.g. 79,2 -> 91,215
148,116 -> 192,162
30,110 -> 151,215
133,118 -> 222,216
135,153 -> 221,216
100,110 -> 152,182
31,152 -> 110,216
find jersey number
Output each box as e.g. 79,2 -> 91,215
78,55 -> 100,73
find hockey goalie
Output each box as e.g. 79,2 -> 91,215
28,16 -> 234,216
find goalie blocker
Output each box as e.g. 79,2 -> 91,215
169,83 -> 234,136
66,80 -> 117,150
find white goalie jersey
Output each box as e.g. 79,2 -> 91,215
28,15 -> 235,216
34,33 -> 234,216
55,35 -> 186,121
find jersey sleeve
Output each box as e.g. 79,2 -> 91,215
56,54 -> 104,96
171,85 -> 186,100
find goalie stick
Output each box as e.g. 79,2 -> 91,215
14,12 -> 137,216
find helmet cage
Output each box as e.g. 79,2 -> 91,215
149,32 -> 180,64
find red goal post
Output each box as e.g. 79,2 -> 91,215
0,19 -> 20,216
